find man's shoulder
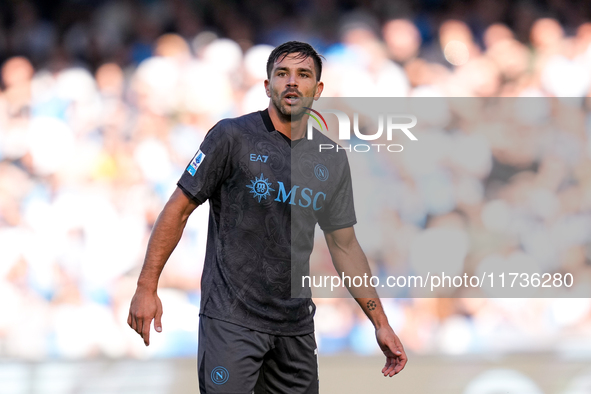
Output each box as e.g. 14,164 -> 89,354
215,111 -> 265,134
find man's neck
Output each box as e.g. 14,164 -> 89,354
268,105 -> 307,140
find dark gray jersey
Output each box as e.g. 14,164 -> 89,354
178,109 -> 356,335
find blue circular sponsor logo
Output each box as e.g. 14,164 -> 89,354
254,180 -> 269,194
246,173 -> 275,203
211,366 -> 229,385
314,164 -> 329,181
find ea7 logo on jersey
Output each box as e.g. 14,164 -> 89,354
250,154 -> 269,163
187,150 -> 206,176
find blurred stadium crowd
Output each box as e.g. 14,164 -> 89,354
2,0 -> 591,361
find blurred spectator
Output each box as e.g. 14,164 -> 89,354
383,19 -> 422,65
8,1 -> 56,64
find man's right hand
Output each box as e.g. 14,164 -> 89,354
127,187 -> 197,346
128,287 -> 163,346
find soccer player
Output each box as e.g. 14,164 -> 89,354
128,41 -> 407,393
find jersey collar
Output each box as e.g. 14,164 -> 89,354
260,108 -> 303,147
260,109 -> 275,132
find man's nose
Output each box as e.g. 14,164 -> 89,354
287,74 -> 298,86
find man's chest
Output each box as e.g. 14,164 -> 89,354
228,133 -> 339,213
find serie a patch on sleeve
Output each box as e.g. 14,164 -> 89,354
187,150 -> 206,176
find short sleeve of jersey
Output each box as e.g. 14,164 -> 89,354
177,121 -> 234,205
317,155 -> 357,232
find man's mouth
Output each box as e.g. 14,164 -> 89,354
283,92 -> 300,105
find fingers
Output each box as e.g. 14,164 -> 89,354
383,354 -> 407,377
382,338 -> 407,377
385,357 -> 397,377
128,311 -> 139,335
393,360 -> 405,374
396,352 -> 408,373
382,357 -> 395,376
394,351 -> 408,374
128,292 -> 163,346
392,344 -> 407,375
135,315 -> 142,339
141,317 -> 151,346
154,301 -> 163,333
128,309 -> 153,346
154,318 -> 162,333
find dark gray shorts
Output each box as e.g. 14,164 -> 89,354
198,315 -> 319,394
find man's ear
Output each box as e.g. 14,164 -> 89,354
314,81 -> 324,100
264,79 -> 271,98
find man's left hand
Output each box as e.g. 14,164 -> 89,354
376,325 -> 407,377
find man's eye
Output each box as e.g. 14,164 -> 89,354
278,72 -> 286,77
300,73 -> 309,78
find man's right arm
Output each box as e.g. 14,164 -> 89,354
128,187 -> 199,346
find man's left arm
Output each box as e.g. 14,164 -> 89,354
324,226 -> 407,377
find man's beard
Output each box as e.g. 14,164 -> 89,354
271,91 -> 314,121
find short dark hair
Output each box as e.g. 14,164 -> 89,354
266,41 -> 324,81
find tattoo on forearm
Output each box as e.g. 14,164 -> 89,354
367,300 -> 376,311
